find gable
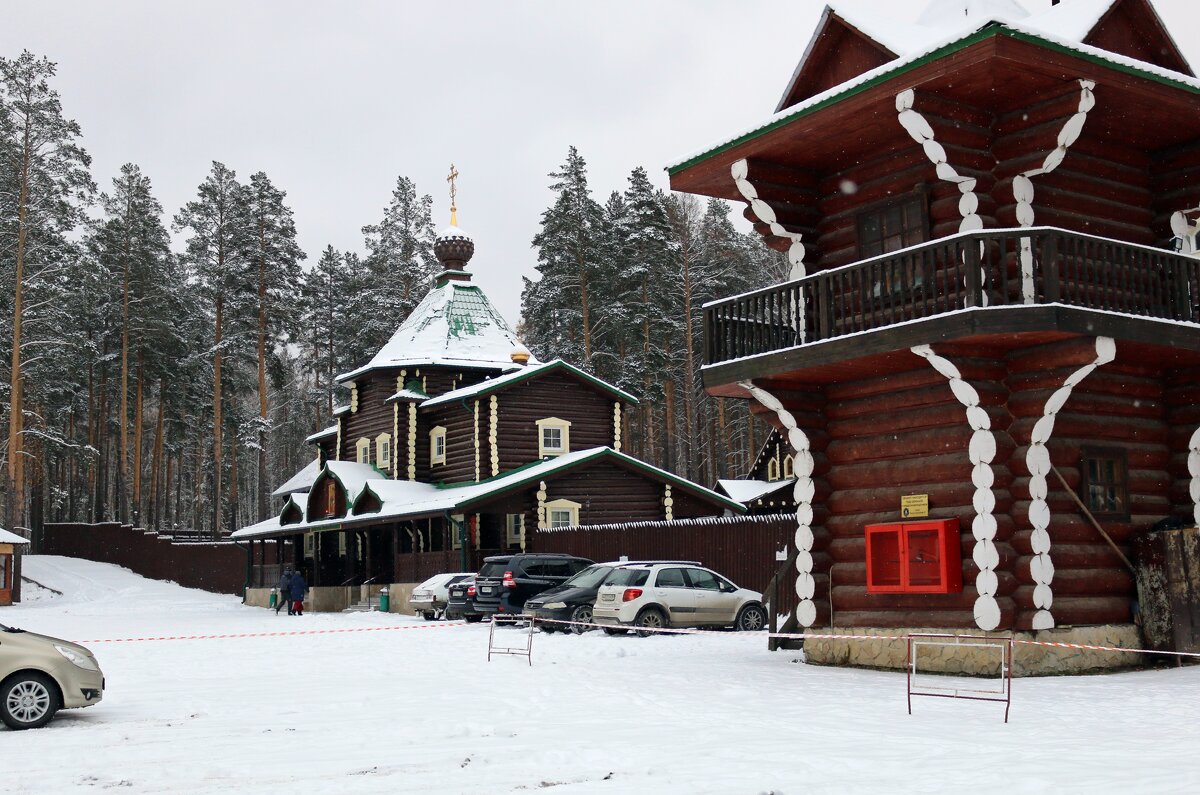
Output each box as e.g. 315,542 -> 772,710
778,11 -> 897,112
1083,0 -> 1193,76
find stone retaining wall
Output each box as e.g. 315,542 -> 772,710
802,624 -> 1145,676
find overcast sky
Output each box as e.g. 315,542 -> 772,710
3,1 -> 1198,320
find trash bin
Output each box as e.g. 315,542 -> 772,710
378,587 -> 389,613
268,589 -> 277,609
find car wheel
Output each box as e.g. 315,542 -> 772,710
464,614 -> 483,623
603,628 -> 628,636
634,608 -> 667,637
569,605 -> 594,634
1,672 -> 60,730
736,604 -> 767,632
421,611 -> 436,621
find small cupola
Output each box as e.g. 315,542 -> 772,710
511,344 -> 531,366
435,163 -> 474,284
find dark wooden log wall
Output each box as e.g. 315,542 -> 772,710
1005,340 -> 1163,628
494,372 -> 618,473
338,373 -> 396,462
540,459 -> 673,525
1152,142 -> 1200,242
419,399 -> 478,484
749,337 -> 1179,630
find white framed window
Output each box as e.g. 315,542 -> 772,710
376,433 -> 392,470
506,514 -> 524,547
304,532 -> 314,557
767,457 -> 780,481
355,437 -> 371,465
783,455 -> 794,479
535,417 -> 572,457
450,513 -> 465,550
430,426 -> 447,466
545,498 -> 581,529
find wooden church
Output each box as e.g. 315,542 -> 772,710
233,188 -> 739,606
669,0 -> 1200,672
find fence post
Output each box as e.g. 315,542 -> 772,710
964,236 -> 982,307
1042,233 -> 1060,304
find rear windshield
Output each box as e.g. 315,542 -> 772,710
604,568 -> 650,587
478,561 -> 510,577
563,565 -> 614,589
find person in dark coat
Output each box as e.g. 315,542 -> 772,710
275,569 -> 293,615
289,569 -> 309,616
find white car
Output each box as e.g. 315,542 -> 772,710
591,563 -> 767,636
409,573 -> 474,620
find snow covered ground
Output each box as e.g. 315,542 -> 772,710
4,556 -> 1199,794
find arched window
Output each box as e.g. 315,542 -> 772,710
355,437 -> 371,464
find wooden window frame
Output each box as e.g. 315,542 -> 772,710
355,437 -> 371,465
536,417 -> 572,458
375,433 -> 391,471
505,514 -> 524,548
430,426 -> 447,466
855,189 -> 930,262
1080,446 -> 1130,522
545,498 -> 581,529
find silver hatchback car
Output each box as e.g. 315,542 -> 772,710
1,621 -> 104,730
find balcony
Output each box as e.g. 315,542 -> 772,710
703,227 -> 1200,383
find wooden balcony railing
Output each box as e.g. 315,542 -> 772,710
704,227 -> 1200,365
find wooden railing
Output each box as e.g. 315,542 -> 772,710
704,227 -> 1200,365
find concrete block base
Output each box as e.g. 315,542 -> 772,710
802,624 -> 1145,676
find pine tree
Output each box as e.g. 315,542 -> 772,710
0,51 -> 94,531
174,162 -> 252,536
359,176 -> 438,354
245,171 -> 304,522
523,147 -> 605,368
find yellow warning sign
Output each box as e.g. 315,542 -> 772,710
901,494 -> 929,518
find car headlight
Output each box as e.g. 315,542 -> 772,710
541,602 -> 567,610
55,644 -> 99,671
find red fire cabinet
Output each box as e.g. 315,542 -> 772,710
865,519 -> 962,594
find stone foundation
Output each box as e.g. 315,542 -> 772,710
802,625 -> 1145,676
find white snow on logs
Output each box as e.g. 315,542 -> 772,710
912,345 -> 1001,630
1190,427 -> 1200,526
740,381 -> 818,627
1024,336 -> 1115,631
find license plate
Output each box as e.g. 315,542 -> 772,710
601,593 -> 615,602
480,586 -> 494,595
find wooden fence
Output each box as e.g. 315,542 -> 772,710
536,513 -> 797,614
40,522 -> 248,596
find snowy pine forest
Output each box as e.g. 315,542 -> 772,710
0,52 -> 786,538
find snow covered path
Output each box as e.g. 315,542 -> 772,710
4,556 -> 1199,793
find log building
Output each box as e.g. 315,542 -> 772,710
233,206 -> 739,610
669,0 -> 1200,672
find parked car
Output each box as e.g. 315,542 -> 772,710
526,561 -> 702,634
445,578 -> 483,623
471,553 -> 593,620
410,572 -> 475,620
591,563 -> 767,636
1,622 -> 104,730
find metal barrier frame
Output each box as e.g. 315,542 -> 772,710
906,633 -> 1013,723
487,614 -> 535,665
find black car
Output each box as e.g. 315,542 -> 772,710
471,553 -> 593,619
525,563 -> 618,633
445,577 -> 483,623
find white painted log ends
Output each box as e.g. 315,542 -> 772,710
738,381 -> 818,627
1025,336 -> 1116,630
911,345 -> 1001,631
1015,79 -> 1096,303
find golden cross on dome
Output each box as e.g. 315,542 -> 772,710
447,163 -> 459,225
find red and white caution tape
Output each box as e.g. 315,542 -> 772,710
76,622 -> 468,644
528,617 -> 1200,659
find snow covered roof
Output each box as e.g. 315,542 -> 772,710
305,425 -> 337,443
336,282 -> 538,383
420,359 -> 639,409
0,527 -> 29,545
271,458 -> 322,498
387,386 -> 429,403
671,0 -> 1198,174
716,478 -> 795,504
320,461 -> 388,500
232,447 -> 743,540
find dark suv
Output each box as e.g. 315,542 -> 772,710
471,553 -> 593,619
